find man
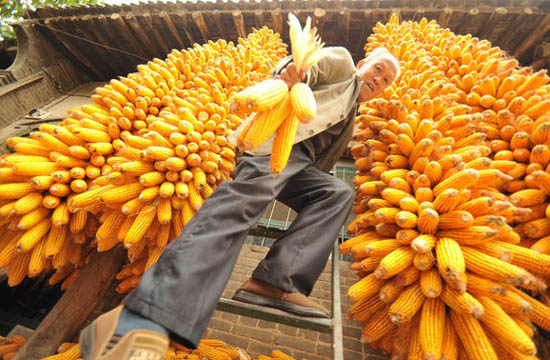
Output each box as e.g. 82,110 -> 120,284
79,46 -> 400,360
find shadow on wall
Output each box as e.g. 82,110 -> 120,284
0,39 -> 17,69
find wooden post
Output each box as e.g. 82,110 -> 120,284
232,10 -> 247,39
438,7 -> 453,29
479,7 -> 508,43
13,246 -> 126,360
192,11 -> 210,43
272,8 -> 284,37
313,8 -> 326,37
338,9 -> 351,52
213,10 -> 229,41
178,11 -> 197,46
514,13 -> 550,59
124,13 -> 162,60
142,12 -> 171,55
356,9 -> 372,58
255,10 -> 264,30
160,11 -> 186,50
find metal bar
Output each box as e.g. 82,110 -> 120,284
331,241 -> 344,360
216,298 -> 332,333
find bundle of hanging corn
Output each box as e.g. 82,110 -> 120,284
38,338 -> 296,360
342,14 -> 550,359
231,14 -> 325,174
0,27 -> 287,292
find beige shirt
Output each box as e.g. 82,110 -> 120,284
228,46 -> 359,156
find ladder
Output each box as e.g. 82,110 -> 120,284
216,222 -> 344,360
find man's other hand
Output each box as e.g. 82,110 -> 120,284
278,62 -> 306,89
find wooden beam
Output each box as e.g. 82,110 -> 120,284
44,18 -> 103,80
272,8 -> 284,37
356,9 -> 372,58
313,8 -> 326,38
79,15 -> 122,76
13,247 -> 126,360
213,9 -> 229,41
498,7 -> 534,53
479,7 -> 508,43
178,11 -> 197,46
412,7 -> 425,22
142,12 -> 172,56
160,11 -> 186,50
109,13 -> 149,63
255,9 -> 264,30
437,7 -> 453,29
192,11 -> 210,43
124,12 -> 162,59
232,10 -> 247,39
338,9 -> 350,51
514,13 -> 550,59
455,7 -> 480,36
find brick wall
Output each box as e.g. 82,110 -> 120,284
203,244 -> 388,360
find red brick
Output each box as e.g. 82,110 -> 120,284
343,335 -> 363,352
220,312 -> 239,322
276,323 -> 298,336
343,325 -> 363,338
247,339 -> 280,357
207,329 -> 250,349
292,350 -> 328,360
273,334 -> 316,353
207,318 -> 233,332
231,324 -> 274,342
297,328 -> 319,342
344,349 -> 365,360
238,316 -> 259,327
315,342 -> 332,356
257,320 -> 277,329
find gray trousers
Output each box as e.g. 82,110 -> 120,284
124,145 -> 354,348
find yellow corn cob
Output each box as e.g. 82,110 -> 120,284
16,217 -> 51,252
413,251 -> 435,271
360,308 -> 395,343
450,311 -> 498,360
441,314 -> 458,360
100,183 -> 144,204
52,202 -> 70,226
28,237 -> 47,278
118,161 -> 155,176
241,93 -> 291,151
419,298 -> 445,360
441,286 -> 484,319
388,282 -> 425,324
271,112 -> 299,174
44,224 -> 68,258
235,79 -> 288,112
73,127 -> 111,143
159,181 -> 175,198
7,251 -> 31,287
14,192 -> 43,215
290,83 -> 316,123
124,205 -> 157,247
69,209 -> 87,233
420,268 -> 443,298
436,237 -> 466,292
69,185 -> 112,211
157,197 -> 172,225
373,246 -> 415,279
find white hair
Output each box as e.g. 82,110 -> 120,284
358,47 -> 401,80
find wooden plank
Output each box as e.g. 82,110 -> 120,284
498,7 -> 534,53
455,7 -> 481,36
124,13 -> 163,59
338,9 -> 351,52
255,9 -> 264,30
178,11 -> 197,46
44,18 -> 103,80
355,9 -> 372,58
160,11 -> 186,50
437,7 -> 454,28
192,11 -> 210,43
232,10 -> 247,39
313,8 -> 327,38
213,10 -> 229,41
0,73 -> 43,98
272,8 -> 284,36
78,15 -> 122,77
143,12 -> 172,56
110,13 -> 151,62
479,7 -> 508,43
514,13 -> 550,59
13,246 -> 126,360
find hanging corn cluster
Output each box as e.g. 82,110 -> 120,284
0,335 -> 26,360
0,27 -> 287,292
342,14 -> 550,360
36,338 -> 296,360
231,14 -> 325,174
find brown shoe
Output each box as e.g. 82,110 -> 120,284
79,305 -> 169,360
232,278 -> 330,318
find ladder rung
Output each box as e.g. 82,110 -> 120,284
215,298 -> 333,333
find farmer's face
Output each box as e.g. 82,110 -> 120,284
357,57 -> 398,102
